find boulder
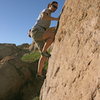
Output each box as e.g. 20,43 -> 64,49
0,43 -> 44,100
0,57 -> 32,100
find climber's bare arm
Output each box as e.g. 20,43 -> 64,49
41,12 -> 59,21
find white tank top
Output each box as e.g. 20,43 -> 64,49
34,8 -> 52,29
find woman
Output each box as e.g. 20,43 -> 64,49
29,1 -> 59,77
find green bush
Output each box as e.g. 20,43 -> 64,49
21,51 -> 41,62
22,50 -> 49,76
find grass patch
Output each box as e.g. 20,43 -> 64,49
21,50 -> 49,72
21,51 -> 41,62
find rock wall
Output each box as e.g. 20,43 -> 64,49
40,0 -> 100,100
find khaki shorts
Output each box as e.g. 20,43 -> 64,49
35,40 -> 45,51
31,26 -> 46,51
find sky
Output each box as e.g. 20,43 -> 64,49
0,0 -> 65,45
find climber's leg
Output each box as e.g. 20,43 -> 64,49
41,27 -> 56,52
37,56 -> 48,76
37,27 -> 56,76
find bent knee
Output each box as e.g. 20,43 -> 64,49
41,55 -> 48,60
47,27 -> 56,33
47,37 -> 55,42
50,32 -> 55,39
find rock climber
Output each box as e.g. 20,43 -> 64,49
28,1 -> 59,78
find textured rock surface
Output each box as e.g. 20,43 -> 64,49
0,43 -> 29,59
40,0 -> 100,100
0,57 -> 32,100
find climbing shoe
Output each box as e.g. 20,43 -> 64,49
36,74 -> 46,80
41,51 -> 51,58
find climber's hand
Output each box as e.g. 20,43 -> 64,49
28,29 -> 31,38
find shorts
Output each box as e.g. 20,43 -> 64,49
31,26 -> 45,41
31,26 -> 46,51
35,40 -> 45,52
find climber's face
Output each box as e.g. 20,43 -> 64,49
49,3 -> 58,12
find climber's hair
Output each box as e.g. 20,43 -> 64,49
47,1 -> 58,8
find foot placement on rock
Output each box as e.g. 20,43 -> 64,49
36,74 -> 46,80
41,51 -> 51,58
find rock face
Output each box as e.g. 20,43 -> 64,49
40,0 -> 100,100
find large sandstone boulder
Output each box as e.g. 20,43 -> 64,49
40,0 -> 100,100
0,43 -> 44,100
0,57 -> 33,100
